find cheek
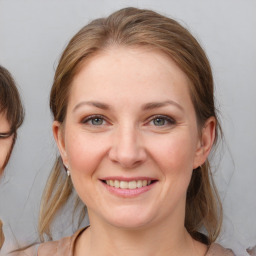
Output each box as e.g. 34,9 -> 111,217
147,131 -> 197,181
147,133 -> 197,213
65,130 -> 108,176
0,139 -> 13,170
64,131 -> 110,206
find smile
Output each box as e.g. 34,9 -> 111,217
104,180 -> 152,189
100,177 -> 158,197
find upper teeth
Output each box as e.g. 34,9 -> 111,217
106,180 -> 151,189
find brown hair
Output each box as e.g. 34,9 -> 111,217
39,7 -> 222,243
0,65 -> 24,171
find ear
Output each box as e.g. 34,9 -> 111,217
52,121 -> 69,168
193,117 -> 216,169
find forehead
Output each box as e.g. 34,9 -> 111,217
69,46 -> 192,107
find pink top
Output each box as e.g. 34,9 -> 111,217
36,228 -> 234,256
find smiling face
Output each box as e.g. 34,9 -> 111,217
0,111 -> 13,174
54,47 -> 215,230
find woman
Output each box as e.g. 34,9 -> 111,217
0,65 -> 24,250
37,7 -> 234,255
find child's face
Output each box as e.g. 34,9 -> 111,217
0,112 -> 13,174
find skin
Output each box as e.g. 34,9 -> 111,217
54,47 -> 216,256
0,112 -> 13,175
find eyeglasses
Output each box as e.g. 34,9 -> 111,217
0,131 -> 13,139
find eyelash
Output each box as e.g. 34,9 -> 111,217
81,115 -> 107,126
147,115 -> 176,127
0,132 -> 13,139
81,114 -> 176,128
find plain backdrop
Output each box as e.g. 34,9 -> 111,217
0,0 -> 256,255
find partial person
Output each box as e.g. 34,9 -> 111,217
0,65 -> 24,250
27,7 -> 236,255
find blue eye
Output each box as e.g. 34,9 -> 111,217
82,115 -> 106,126
91,117 -> 104,125
150,115 -> 175,127
153,118 -> 166,126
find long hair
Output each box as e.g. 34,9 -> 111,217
39,7 -> 222,243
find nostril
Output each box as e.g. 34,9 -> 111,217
109,149 -> 146,168
108,130 -> 147,168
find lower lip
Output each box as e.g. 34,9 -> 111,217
101,181 -> 156,198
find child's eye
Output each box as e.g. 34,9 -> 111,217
149,115 -> 176,127
0,131 -> 13,139
81,115 -> 106,126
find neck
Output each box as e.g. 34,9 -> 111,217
75,215 -> 206,256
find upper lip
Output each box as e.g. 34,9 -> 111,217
100,176 -> 157,182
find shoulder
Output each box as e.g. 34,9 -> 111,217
37,240 -> 59,255
38,228 -> 85,256
38,236 -> 73,256
206,243 -> 235,256
6,246 -> 39,256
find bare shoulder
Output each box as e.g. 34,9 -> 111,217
206,243 -> 235,256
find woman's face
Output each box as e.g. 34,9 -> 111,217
0,112 -> 13,174
54,47 -> 215,229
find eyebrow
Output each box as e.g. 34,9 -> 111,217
73,101 -> 110,112
142,100 -> 184,111
73,100 -> 184,113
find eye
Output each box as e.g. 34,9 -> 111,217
149,115 -> 176,127
81,115 -> 106,126
0,131 -> 13,139
90,117 -> 104,125
152,118 -> 166,126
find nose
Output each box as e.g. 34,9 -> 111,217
108,125 -> 147,169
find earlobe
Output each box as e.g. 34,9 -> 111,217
52,121 -> 68,167
193,117 -> 216,169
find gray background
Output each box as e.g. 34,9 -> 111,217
0,0 -> 255,255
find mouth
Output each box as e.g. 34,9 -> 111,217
101,179 -> 157,190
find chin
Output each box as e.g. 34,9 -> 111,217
105,209 -> 155,230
